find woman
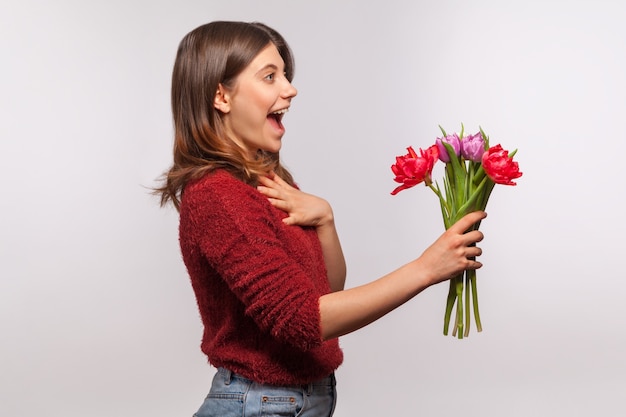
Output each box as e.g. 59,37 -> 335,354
157,20 -> 486,417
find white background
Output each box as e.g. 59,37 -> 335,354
1,1 -> 625,416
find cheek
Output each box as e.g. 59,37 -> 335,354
240,95 -> 269,120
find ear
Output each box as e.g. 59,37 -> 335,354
213,84 -> 230,113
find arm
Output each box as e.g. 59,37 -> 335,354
185,173 -> 329,351
257,173 -> 346,292
319,211 -> 486,340
315,219 -> 346,292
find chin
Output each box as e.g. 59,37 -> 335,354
266,147 -> 282,154
264,140 -> 283,154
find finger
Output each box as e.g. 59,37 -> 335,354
256,185 -> 279,198
257,175 -> 278,188
271,173 -> 289,187
282,215 -> 297,225
449,211 -> 487,234
468,259 -> 483,270
266,197 -> 289,211
463,230 -> 484,245
466,245 -> 483,259
271,173 -> 297,192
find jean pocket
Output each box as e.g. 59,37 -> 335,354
260,395 -> 299,417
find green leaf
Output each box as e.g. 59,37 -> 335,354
479,126 -> 490,149
442,142 -> 466,221
457,175 -> 488,215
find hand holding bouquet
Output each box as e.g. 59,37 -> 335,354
391,125 -> 522,338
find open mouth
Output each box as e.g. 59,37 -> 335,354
268,108 -> 289,130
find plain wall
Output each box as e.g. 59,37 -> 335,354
1,0 -> 625,416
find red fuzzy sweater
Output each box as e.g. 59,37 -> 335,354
178,170 -> 343,385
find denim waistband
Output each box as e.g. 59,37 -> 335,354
217,367 -> 336,394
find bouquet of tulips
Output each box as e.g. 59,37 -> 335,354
390,125 -> 522,338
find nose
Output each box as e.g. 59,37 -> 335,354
281,80 -> 297,99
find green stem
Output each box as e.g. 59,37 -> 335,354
443,275 -> 459,335
455,276 -> 464,339
469,268 -> 482,332
451,313 -> 458,337
464,271 -> 470,337
429,183 -> 451,229
456,175 -> 489,216
472,162 -> 486,188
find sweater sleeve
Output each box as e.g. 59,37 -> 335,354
181,173 -> 325,351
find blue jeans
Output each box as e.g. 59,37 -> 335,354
193,367 -> 337,417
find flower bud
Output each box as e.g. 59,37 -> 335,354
460,132 -> 486,162
482,144 -> 523,185
435,134 -> 461,163
390,145 -> 439,195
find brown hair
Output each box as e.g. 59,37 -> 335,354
156,21 -> 296,210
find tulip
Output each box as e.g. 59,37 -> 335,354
482,144 -> 522,185
460,132 -> 486,162
435,133 -> 461,163
390,145 -> 439,195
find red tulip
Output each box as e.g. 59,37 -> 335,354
482,144 -> 522,185
391,145 -> 439,195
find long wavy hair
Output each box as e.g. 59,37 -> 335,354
156,21 -> 296,210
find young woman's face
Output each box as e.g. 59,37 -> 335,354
217,43 -> 297,156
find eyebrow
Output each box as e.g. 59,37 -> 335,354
255,63 -> 280,76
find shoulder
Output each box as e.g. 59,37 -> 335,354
180,170 -> 277,221
186,169 -> 250,194
183,170 -> 258,205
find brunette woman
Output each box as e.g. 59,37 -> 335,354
157,20 -> 486,417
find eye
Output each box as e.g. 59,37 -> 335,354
264,73 -> 275,82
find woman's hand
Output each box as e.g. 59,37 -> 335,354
257,172 -> 347,292
257,173 -> 333,227
416,211 -> 487,287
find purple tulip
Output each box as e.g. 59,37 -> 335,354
460,132 -> 486,162
435,133 -> 461,163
